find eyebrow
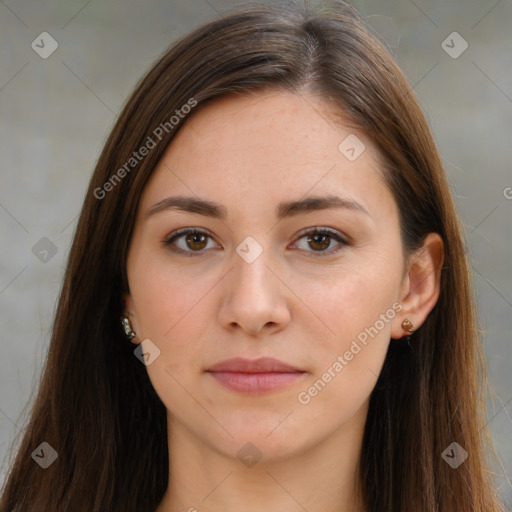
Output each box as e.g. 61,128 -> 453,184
145,194 -> 369,220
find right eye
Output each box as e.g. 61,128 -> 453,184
164,228 -> 220,256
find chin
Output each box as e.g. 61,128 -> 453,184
212,416 -> 310,460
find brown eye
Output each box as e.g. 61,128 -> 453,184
293,228 -> 349,257
307,233 -> 331,251
165,227 -> 348,258
164,228 -> 218,256
185,232 -> 208,251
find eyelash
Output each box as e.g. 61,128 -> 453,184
163,227 -> 349,258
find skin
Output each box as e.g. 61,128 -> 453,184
124,90 -> 444,512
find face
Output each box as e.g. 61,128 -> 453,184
124,90 -> 408,463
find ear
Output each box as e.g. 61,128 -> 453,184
122,292 -> 133,316
391,233 -> 444,339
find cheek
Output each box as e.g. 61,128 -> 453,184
130,257 -> 217,340
294,291 -> 396,428
128,259 -> 213,394
305,256 -> 402,348
296,252 -> 403,408
136,289 -> 207,415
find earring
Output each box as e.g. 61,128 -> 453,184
401,319 -> 415,334
401,319 -> 415,345
121,316 -> 136,340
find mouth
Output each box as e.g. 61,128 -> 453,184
205,357 -> 307,395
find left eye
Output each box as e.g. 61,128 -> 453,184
164,227 -> 348,257
292,228 -> 348,256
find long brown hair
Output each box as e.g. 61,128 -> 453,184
1,1 -> 505,510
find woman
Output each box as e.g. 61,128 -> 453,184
0,1 -> 505,511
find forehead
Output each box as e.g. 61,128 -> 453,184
172,90 -> 369,164
139,90 -> 396,222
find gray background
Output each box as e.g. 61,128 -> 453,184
1,0 -> 511,505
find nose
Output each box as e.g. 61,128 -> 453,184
217,246 -> 291,337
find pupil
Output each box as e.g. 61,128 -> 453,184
310,233 -> 329,250
188,233 -> 206,249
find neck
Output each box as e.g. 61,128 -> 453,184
156,405 -> 368,512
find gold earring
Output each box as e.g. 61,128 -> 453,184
401,319 -> 415,334
401,319 -> 415,346
402,318 -> 414,334
121,316 -> 136,340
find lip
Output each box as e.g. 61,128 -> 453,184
206,357 -> 306,395
207,357 -> 304,373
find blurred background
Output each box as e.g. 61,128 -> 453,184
1,0 -> 511,505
